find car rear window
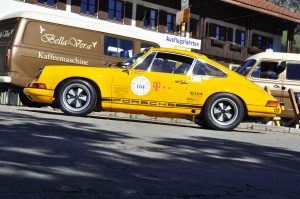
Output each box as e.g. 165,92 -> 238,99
193,60 -> 226,77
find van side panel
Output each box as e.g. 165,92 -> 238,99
10,19 -> 108,87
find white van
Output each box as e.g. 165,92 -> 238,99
236,51 -> 300,118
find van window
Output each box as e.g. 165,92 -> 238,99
0,21 -> 16,44
0,18 -> 17,72
286,63 -> 300,81
251,61 -> 279,79
104,36 -> 133,58
193,60 -> 226,77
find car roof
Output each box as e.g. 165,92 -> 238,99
246,51 -> 300,62
149,47 -> 206,59
148,47 -> 233,73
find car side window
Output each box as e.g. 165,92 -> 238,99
153,53 -> 194,74
251,61 -> 279,79
193,60 -> 226,77
286,63 -> 300,81
133,52 -> 156,71
151,53 -> 192,74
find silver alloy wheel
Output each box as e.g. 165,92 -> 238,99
210,97 -> 238,126
61,83 -> 91,112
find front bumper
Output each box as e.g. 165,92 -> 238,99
23,87 -> 54,104
0,76 -> 11,83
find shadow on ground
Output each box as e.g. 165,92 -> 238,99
0,111 -> 299,199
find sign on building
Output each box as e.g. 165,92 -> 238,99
161,34 -> 201,50
181,0 -> 189,10
176,8 -> 190,25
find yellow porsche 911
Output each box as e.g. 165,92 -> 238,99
24,48 -> 281,131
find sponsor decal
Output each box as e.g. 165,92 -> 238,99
102,97 -> 202,109
190,91 -> 202,96
39,25 -> 98,50
186,97 -> 198,102
131,76 -> 151,96
38,51 -> 89,65
153,82 -> 160,91
0,28 -> 14,39
153,82 -> 171,91
162,86 -> 171,90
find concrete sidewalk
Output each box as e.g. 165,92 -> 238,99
91,111 -> 300,134
4,105 -> 300,134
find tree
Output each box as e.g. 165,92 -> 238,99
268,0 -> 300,13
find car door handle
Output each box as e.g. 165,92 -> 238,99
175,80 -> 189,84
274,85 -> 280,88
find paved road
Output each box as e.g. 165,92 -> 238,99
0,105 -> 300,199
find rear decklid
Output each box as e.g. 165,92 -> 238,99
0,18 -> 17,73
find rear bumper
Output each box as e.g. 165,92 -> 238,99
247,104 -> 281,118
23,87 -> 54,104
0,76 -> 11,83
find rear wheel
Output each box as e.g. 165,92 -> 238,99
58,79 -> 97,116
202,93 -> 244,131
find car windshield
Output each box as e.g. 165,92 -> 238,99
120,48 -> 150,67
236,59 -> 256,76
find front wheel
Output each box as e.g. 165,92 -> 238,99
202,93 -> 244,131
58,79 -> 97,116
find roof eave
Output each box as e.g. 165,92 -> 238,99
222,0 -> 300,24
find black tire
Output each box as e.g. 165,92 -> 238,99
194,116 -> 210,129
19,92 -> 46,108
58,79 -> 97,116
202,93 -> 244,131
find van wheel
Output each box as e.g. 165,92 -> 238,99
203,93 -> 244,131
58,79 -> 97,116
19,92 -> 45,108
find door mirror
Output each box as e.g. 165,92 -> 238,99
277,61 -> 287,74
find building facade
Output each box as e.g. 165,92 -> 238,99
2,0 -> 300,63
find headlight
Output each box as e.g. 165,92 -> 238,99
36,66 -> 45,79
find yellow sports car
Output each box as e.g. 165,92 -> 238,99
24,48 -> 281,131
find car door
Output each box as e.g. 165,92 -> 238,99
110,51 -> 194,114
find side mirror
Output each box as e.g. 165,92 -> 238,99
277,61 -> 287,74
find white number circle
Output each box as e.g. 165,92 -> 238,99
131,76 -> 151,96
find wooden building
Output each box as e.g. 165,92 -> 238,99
22,0 -> 300,63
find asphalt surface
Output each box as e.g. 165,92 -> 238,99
0,105 -> 300,199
